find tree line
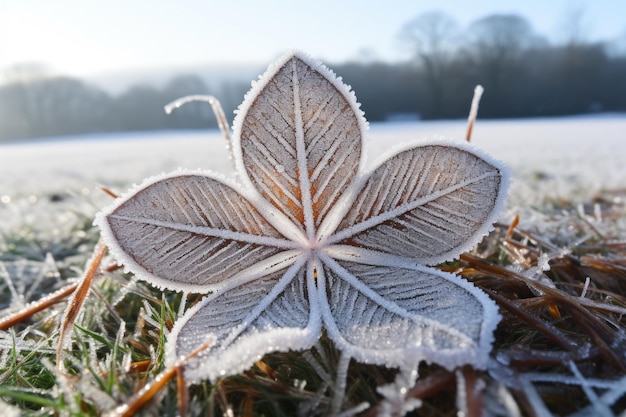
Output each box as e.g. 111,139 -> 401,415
0,72 -> 250,141
1,12 -> 625,142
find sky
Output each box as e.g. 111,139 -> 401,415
1,0 -> 625,80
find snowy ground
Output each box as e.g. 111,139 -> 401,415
1,115 -> 625,233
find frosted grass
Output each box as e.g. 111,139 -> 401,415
0,102 -> 625,416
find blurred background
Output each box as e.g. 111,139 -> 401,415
1,0 -> 625,142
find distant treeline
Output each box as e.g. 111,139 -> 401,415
1,12 -> 625,141
0,74 -> 251,141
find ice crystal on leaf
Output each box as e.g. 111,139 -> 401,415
95,51 -> 509,382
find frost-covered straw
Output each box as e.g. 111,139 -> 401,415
580,277 -> 591,299
466,85 -> 484,142
164,95 -> 236,171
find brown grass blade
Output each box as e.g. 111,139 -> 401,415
0,282 -> 78,331
56,239 -> 107,370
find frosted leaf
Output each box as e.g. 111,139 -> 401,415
235,53 -> 364,236
327,144 -> 507,265
317,255 -> 498,369
96,172 -> 297,292
168,257 -> 321,382
96,51 -> 508,385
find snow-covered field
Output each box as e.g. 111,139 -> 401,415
1,115 -> 625,233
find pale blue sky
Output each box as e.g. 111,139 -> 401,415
1,0 -> 624,78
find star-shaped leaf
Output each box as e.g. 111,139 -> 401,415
96,51 -> 509,382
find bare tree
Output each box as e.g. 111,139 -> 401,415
558,4 -> 589,47
468,14 -> 539,67
398,11 -> 459,117
465,14 -> 544,116
399,11 -> 458,62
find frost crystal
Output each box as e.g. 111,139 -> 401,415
95,51 -> 509,382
